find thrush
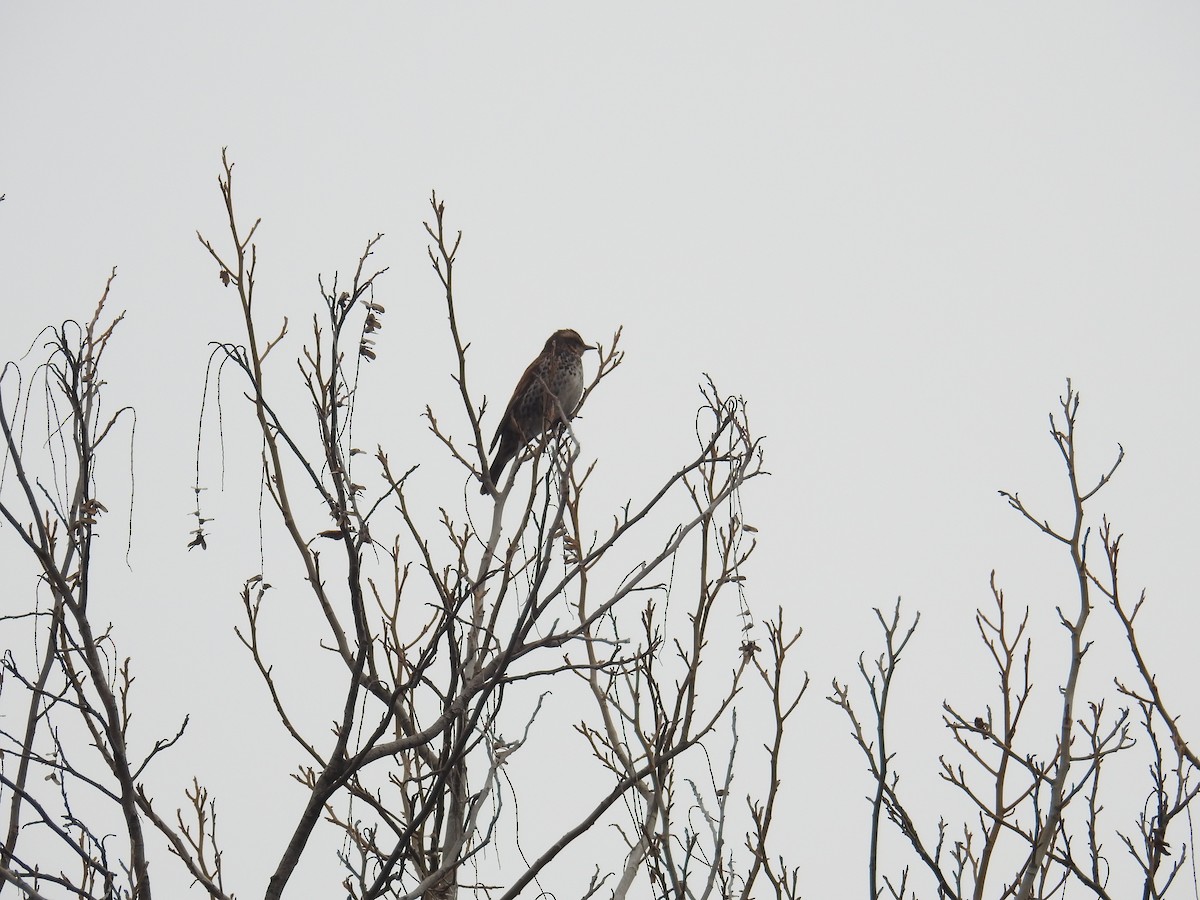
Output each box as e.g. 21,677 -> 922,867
482,328 -> 593,494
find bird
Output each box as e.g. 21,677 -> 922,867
482,329 -> 593,494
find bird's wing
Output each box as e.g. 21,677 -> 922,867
490,356 -> 541,451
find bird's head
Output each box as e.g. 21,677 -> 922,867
545,329 -> 594,357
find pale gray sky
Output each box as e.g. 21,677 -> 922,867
2,3 -> 1198,896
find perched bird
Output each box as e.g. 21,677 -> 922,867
482,329 -> 593,494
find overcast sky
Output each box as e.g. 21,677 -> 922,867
2,3 -> 1199,896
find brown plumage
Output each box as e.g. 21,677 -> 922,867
482,329 -> 593,494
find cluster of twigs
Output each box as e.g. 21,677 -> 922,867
832,382 -> 1199,900
185,153 -> 795,899
0,153 -> 797,899
0,278 -> 169,898
15,154 -> 1190,900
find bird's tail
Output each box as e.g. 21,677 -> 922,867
482,442 -> 515,495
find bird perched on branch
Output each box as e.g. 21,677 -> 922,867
482,328 -> 593,494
